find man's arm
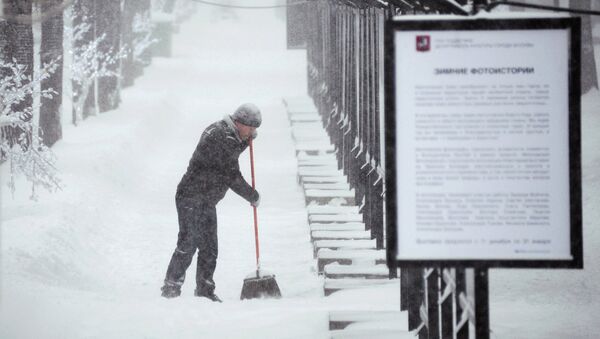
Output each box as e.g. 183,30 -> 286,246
201,126 -> 258,203
226,160 -> 259,204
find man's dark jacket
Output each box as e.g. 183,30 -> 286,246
176,116 -> 258,205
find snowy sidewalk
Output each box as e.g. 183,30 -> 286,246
1,8 -> 334,339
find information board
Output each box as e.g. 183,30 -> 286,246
385,16 -> 583,268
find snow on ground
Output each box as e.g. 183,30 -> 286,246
488,91 -> 600,339
488,53 -> 600,339
0,6 -> 391,339
2,4 -> 600,339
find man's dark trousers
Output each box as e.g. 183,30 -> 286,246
164,196 -> 218,295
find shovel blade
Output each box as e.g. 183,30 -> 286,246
240,274 -> 281,300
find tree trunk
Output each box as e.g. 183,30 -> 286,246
2,0 -> 34,148
96,0 -> 121,113
121,0 -> 136,88
72,0 -> 96,122
0,17 -> 7,60
39,0 -> 64,147
0,9 -> 9,158
571,0 -> 598,93
138,0 -> 152,70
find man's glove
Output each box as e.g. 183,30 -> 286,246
251,192 -> 260,207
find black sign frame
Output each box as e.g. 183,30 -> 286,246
384,17 -> 583,269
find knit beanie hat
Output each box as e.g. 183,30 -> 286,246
231,103 -> 262,128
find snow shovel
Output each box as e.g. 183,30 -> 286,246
240,138 -> 282,300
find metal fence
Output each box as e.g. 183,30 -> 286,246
295,0 -> 483,337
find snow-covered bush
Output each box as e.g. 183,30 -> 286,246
0,58 -> 62,199
69,14 -> 126,124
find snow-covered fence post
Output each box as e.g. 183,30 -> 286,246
439,268 -> 455,338
417,269 -> 429,339
474,269 -> 490,339
455,268 -> 472,339
399,268 -> 426,333
425,268 -> 440,339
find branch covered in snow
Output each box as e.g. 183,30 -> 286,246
0,58 -> 62,199
69,12 -> 127,124
0,58 -> 59,125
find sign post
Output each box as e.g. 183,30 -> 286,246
386,15 -> 583,268
385,15 -> 583,337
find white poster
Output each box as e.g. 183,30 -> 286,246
394,27 -> 573,260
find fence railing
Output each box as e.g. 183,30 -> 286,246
295,0 -> 480,337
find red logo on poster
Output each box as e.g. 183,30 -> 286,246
416,35 -> 430,52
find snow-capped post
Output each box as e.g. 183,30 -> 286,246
39,0 -> 64,147
439,268 -> 455,338
454,268 -> 469,339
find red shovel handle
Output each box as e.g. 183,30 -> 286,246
249,139 -> 260,269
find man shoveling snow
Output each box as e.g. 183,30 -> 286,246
161,103 -> 262,302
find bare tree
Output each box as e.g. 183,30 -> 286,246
39,0 -> 64,147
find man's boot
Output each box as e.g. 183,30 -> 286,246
194,288 -> 222,303
161,285 -> 181,298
